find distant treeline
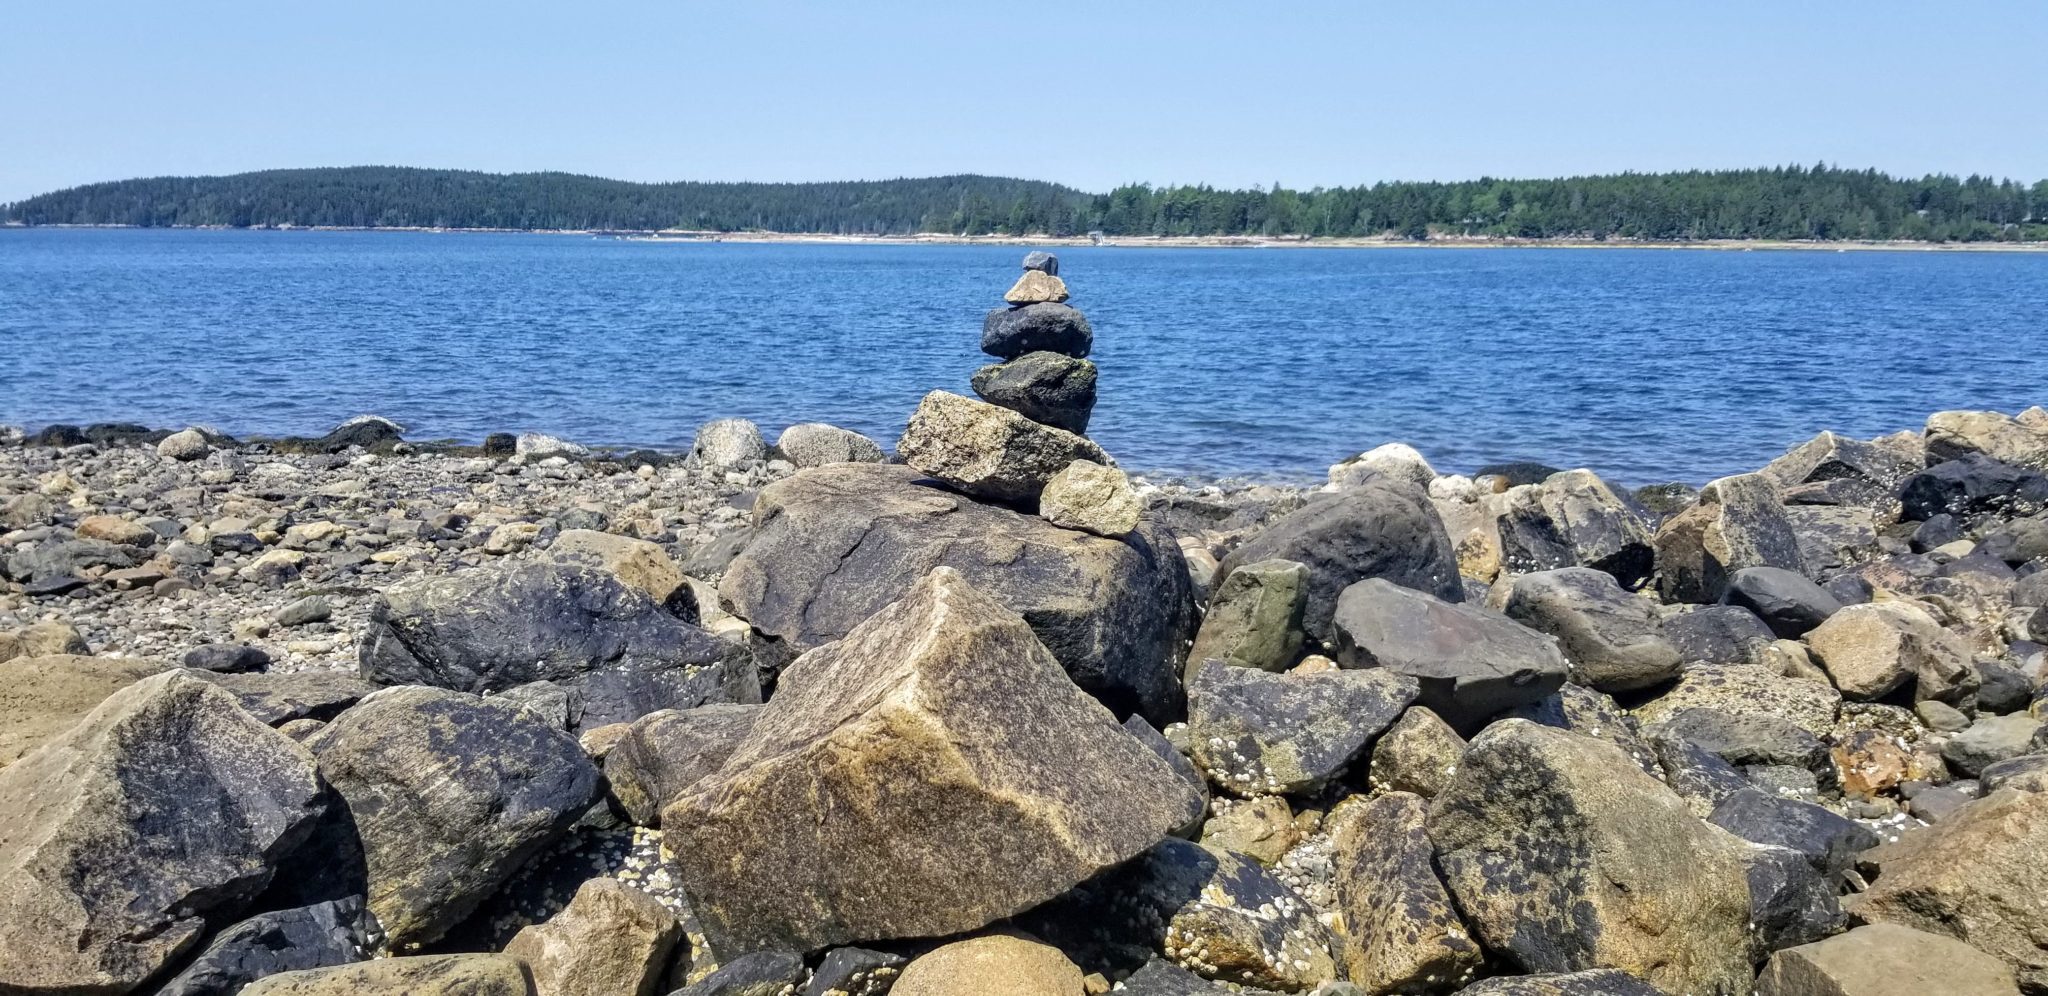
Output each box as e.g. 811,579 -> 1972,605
6,164 -> 2045,242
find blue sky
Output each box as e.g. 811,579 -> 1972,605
4,2 -> 2043,203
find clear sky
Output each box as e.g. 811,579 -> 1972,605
5,1 -> 2044,204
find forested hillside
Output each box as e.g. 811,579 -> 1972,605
6,164 -> 2044,242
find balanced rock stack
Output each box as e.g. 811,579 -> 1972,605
898,253 -> 1140,536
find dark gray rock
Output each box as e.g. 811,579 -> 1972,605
1116,959 -> 1236,995
1494,471 -> 1656,587
719,463 -> 1194,722
969,351 -> 1097,434
156,899 -> 374,996
1216,479 -> 1462,649
1184,660 -> 1416,796
1979,512 -> 2048,564
981,302 -> 1093,359
1899,455 -> 2048,522
311,415 -> 404,453
198,671 -> 378,725
1664,605 -> 1776,665
1709,789 -> 1880,875
30,423 -> 87,447
1648,729 -> 1751,817
1331,577 -> 1566,730
183,642 -> 273,674
1504,567 -> 1681,692
1977,659 -> 2033,715
359,562 -> 758,732
3,537 -> 140,583
1020,250 -> 1058,274
1654,707 -> 1830,775
304,686 -> 600,948
1745,844 -> 1847,954
1721,566 -> 1843,639
803,947 -> 902,996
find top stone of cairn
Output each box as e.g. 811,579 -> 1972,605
1021,250 -> 1059,275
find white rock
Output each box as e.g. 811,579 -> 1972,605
516,433 -> 588,458
1328,443 -> 1435,489
156,428 -> 210,461
1039,459 -> 1142,537
691,418 -> 769,470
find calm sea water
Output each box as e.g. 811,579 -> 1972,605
2,229 -> 2042,485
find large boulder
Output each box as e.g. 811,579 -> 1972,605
304,686 -> 600,948
1857,787 -> 2048,982
663,569 -> 1201,955
1495,470 -> 1657,586
1707,789 -> 1878,875
1899,456 -> 2048,522
1427,721 -> 1756,996
0,672 -> 325,994
156,899 -> 375,996
1804,599 -> 1976,704
1217,479 -> 1463,648
897,390 -> 1110,504
0,653 -> 169,767
1503,568 -> 1681,692
504,878 -> 682,996
1184,558 -> 1307,679
358,562 -> 758,731
970,351 -> 1097,434
1330,792 -> 1483,993
603,703 -> 761,826
238,955 -> 533,996
1926,409 -> 2048,468
1756,922 -> 2019,996
1654,472 -> 1806,603
1331,577 -> 1566,730
719,463 -> 1194,720
689,418 -> 769,469
1762,430 -> 1923,507
1185,660 -> 1416,796
773,422 -> 885,468
982,302 -> 1093,359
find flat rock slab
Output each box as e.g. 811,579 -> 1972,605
896,390 -> 1110,504
1332,577 -> 1566,730
665,569 -> 1200,955
1757,922 -> 2019,996
0,653 -> 169,767
359,561 -> 758,731
239,955 -> 534,995
1185,660 -> 1416,796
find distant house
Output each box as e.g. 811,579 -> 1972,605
1087,230 -> 1106,245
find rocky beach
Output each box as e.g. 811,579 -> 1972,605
6,254 -> 2048,996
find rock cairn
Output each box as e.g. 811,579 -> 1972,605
897,252 -> 1141,537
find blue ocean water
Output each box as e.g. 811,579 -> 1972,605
1,228 -> 2042,485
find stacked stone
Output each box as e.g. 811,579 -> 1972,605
896,253 -> 1140,536
974,252 -> 1098,433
